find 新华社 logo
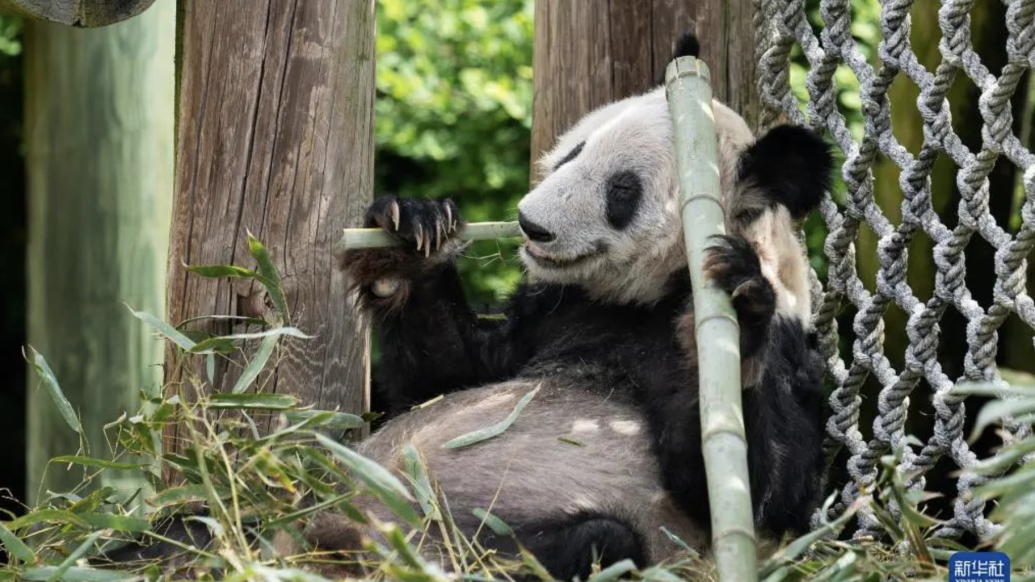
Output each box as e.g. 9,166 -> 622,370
949,552 -> 1010,582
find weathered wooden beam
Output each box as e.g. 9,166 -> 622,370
24,0 -> 174,500
530,0 -> 757,175
0,0 -> 158,28
165,0 -> 375,476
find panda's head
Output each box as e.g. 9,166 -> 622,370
517,88 -> 756,305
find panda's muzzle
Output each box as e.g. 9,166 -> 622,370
518,212 -> 556,243
522,239 -> 605,269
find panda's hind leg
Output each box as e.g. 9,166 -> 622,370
514,513 -> 645,581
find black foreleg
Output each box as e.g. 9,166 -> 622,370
340,196 -> 523,414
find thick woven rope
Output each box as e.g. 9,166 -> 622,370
753,0 -> 1035,538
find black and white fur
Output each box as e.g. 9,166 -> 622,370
318,42 -> 832,580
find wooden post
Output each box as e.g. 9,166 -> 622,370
165,0 -> 375,472
24,0 -> 174,501
530,0 -> 757,171
0,0 -> 159,28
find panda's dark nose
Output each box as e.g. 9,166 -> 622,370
518,212 -> 555,243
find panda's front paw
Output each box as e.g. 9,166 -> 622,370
338,195 -> 466,314
703,235 -> 776,345
365,195 -> 464,257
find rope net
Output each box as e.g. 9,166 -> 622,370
753,0 -> 1035,538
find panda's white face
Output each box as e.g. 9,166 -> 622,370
517,89 -> 687,305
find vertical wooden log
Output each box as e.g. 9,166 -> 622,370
24,0 -> 175,501
165,0 -> 374,471
530,0 -> 757,172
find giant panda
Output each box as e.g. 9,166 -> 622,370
313,39 -> 834,580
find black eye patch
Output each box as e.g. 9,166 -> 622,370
554,141 -> 585,170
605,171 -> 643,230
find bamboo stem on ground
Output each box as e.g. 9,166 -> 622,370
340,221 -> 521,250
666,57 -> 758,582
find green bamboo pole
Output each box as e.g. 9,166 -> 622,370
666,57 -> 758,581
25,0 -> 175,502
340,221 -> 521,250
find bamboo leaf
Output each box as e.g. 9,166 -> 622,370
587,559 -> 637,582
185,515 -> 225,538
953,382 -> 1035,398
659,526 -> 698,557
6,509 -> 89,531
247,234 -> 289,325
232,335 -> 279,394
21,567 -> 133,582
638,567 -> 687,582
46,531 -> 103,582
177,314 -> 268,327
206,353 -> 216,384
189,326 -> 311,355
314,434 -> 413,502
51,456 -> 143,471
185,264 -> 263,279
284,410 -> 364,430
403,445 -> 440,521
264,493 -> 358,529
968,397 -> 1035,442
186,337 -> 237,355
472,508 -> 512,536
0,520 -> 35,563
314,433 -> 419,526
80,513 -> 151,533
127,307 -> 196,351
24,347 -> 81,434
68,487 -> 115,514
208,393 -> 299,410
442,385 -> 539,449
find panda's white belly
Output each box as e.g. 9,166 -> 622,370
356,380 -> 707,564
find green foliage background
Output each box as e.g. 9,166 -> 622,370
374,0 -> 534,305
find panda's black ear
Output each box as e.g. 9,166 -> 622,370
737,125 -> 833,219
672,31 -> 700,59
658,31 -> 701,84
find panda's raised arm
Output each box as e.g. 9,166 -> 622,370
339,196 -> 530,414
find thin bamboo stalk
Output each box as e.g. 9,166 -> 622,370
666,57 -> 758,581
339,221 -> 521,250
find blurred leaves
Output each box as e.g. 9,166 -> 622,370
376,0 -> 533,304
0,16 -> 21,57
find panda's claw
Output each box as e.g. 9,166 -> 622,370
390,201 -> 401,232
359,196 -> 465,258
731,280 -> 752,299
